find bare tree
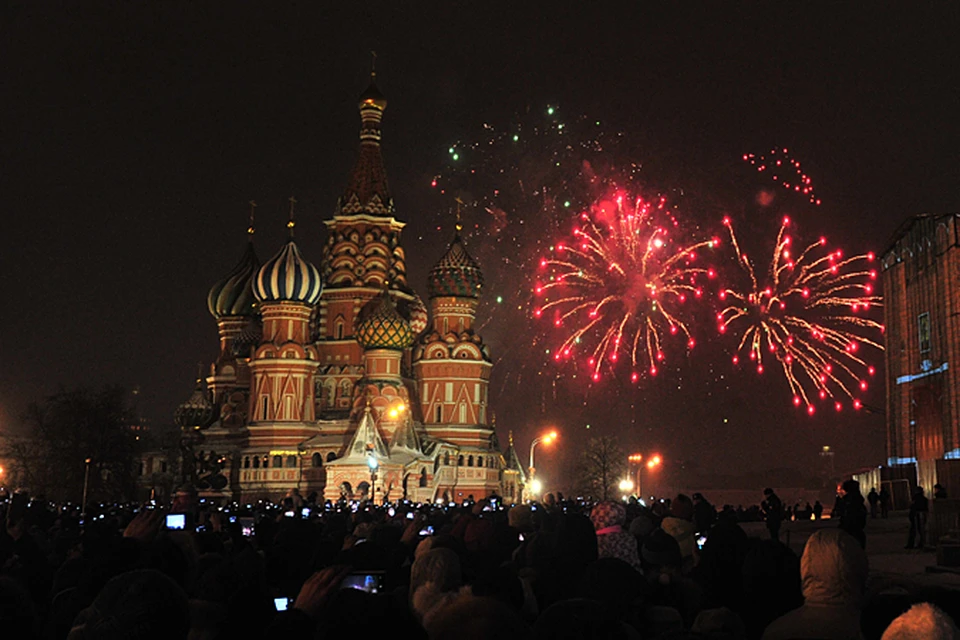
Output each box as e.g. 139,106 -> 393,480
577,436 -> 627,501
0,387 -> 139,502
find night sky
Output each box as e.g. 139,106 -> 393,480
1,4 -> 958,489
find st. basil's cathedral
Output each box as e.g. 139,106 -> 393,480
149,75 -> 528,504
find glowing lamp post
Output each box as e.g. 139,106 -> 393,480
619,477 -> 635,499
628,453 -> 662,500
528,430 -> 558,480
387,401 -> 406,420
367,452 -> 379,504
529,478 -> 543,497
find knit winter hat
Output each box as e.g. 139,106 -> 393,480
590,501 -> 626,530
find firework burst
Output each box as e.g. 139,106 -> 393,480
718,216 -> 883,414
743,148 -> 820,205
537,193 -> 719,382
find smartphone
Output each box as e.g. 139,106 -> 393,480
340,572 -> 384,594
419,526 -> 434,536
165,514 -> 186,530
229,515 -> 237,523
697,535 -> 707,550
301,507 -> 311,518
238,517 -> 254,537
273,597 -> 292,611
284,511 -> 295,518
406,512 -> 415,520
387,507 -> 396,517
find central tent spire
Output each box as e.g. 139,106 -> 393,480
336,55 -> 393,217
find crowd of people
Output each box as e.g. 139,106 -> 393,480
0,484 -> 957,639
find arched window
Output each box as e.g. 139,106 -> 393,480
243,457 -> 251,469
253,456 -> 260,469
340,379 -> 352,398
444,453 -> 450,466
419,468 -> 428,487
324,379 -> 336,406
335,320 -> 344,340
477,456 -> 484,468
327,452 -> 337,462
312,453 -> 322,467
273,455 -> 283,469
443,317 -> 449,334
435,404 -> 443,423
357,481 -> 370,498
287,455 -> 297,468
262,455 -> 269,468
458,403 -> 467,423
468,455 -> 474,467
458,455 -> 464,466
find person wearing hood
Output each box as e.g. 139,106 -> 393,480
589,501 -> 642,571
661,494 -> 697,573
838,479 -> 868,549
761,529 -> 868,640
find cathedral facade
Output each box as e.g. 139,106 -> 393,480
160,78 -> 525,504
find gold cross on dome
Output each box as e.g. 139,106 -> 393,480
287,196 -> 297,237
454,196 -> 464,232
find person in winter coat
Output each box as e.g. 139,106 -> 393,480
589,501 -> 642,571
838,479 -> 868,549
661,494 -> 698,573
761,529 -> 868,640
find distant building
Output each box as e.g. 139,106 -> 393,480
144,76 -> 526,504
881,213 -> 960,495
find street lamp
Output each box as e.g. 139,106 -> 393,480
528,430 -> 558,480
628,453 -> 662,500
81,458 -> 92,517
619,477 -> 635,499
367,452 -> 379,504
529,478 -> 543,497
387,401 -> 407,420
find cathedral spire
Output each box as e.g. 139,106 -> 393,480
247,200 -> 257,239
336,61 -> 393,217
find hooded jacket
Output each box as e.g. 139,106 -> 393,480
762,529 -> 868,640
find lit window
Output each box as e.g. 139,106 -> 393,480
919,312 -> 931,354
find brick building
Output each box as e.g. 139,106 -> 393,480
881,213 -> 960,495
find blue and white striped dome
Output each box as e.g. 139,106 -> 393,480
253,240 -> 323,305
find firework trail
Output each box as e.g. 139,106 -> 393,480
537,192 -> 720,383
743,148 -> 820,205
718,215 -> 883,414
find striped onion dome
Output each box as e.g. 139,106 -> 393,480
207,241 -> 260,319
174,381 -> 215,430
427,231 -> 483,299
355,291 -> 415,350
253,240 -> 323,305
407,292 -> 428,334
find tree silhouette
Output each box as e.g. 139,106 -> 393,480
2,387 -> 139,502
577,436 -> 627,501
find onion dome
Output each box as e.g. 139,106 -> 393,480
207,241 -> 260,319
355,291 -> 415,350
174,380 -> 215,431
406,293 -> 428,334
427,229 -> 484,299
253,240 -> 323,305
